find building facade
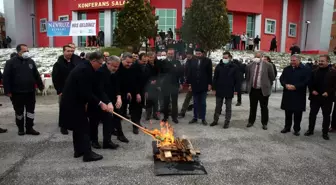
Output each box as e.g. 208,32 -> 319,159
329,0 -> 336,51
3,0 -> 334,54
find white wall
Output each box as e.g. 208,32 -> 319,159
300,0 -> 334,51
4,0 -> 35,48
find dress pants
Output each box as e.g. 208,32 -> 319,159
309,98 -> 333,134
193,91 -> 207,120
10,92 -> 36,129
214,97 -> 232,122
237,92 -> 242,103
284,110 -> 303,132
248,88 -> 269,125
73,120 -> 91,155
130,94 -> 143,128
331,102 -> 336,129
180,91 -> 193,114
163,92 -> 178,120
89,111 -> 113,143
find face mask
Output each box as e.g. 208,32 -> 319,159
222,59 -> 229,64
161,56 -> 167,60
253,58 -> 261,63
22,52 -> 30,59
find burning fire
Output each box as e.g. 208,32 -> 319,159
142,121 -> 175,147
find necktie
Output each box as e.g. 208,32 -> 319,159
253,63 -> 260,88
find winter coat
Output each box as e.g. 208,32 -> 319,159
186,57 -> 213,93
213,62 -> 240,98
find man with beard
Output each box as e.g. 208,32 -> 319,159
130,53 -> 151,133
59,51 -> 110,162
145,52 -> 160,120
68,43 -> 82,65
279,54 -> 310,136
88,56 -> 128,150
179,51 -> 194,118
211,51 -> 240,128
52,45 -> 77,135
118,52 -> 144,134
159,48 -> 183,123
187,48 -> 213,125
305,55 -> 336,140
3,44 -> 44,136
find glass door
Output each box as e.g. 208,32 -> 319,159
78,12 -> 87,47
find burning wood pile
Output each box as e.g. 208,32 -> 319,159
143,121 -> 201,162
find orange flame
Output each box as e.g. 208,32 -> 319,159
141,121 -> 175,147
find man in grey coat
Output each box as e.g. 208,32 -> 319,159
245,52 -> 275,130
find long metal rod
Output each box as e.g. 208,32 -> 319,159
112,111 -> 146,130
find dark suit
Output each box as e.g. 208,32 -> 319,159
280,64 -> 310,132
59,61 -> 101,155
187,57 -> 213,120
158,59 -> 183,120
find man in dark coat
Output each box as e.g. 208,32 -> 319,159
118,53 -> 135,120
88,55 -> 128,150
59,51 -> 110,162
232,58 -> 245,106
187,48 -> 213,125
210,51 -> 240,128
3,44 -> 44,136
145,52 -> 160,120
129,53 -> 150,134
158,48 -> 184,123
52,45 -> 77,135
289,43 -> 301,56
179,51 -> 194,118
68,43 -> 83,65
0,70 -> 6,133
305,55 -> 336,140
280,54 -> 310,136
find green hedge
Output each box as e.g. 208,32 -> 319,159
100,47 -> 125,56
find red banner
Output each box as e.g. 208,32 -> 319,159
70,0 -> 127,10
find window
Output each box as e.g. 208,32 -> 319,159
112,11 -> 119,44
78,12 -> 87,47
265,18 -> 276,34
288,23 -> 297,37
155,9 -> 177,39
99,11 -> 104,31
246,15 -> 255,37
228,13 -> 233,33
58,15 -> 69,21
40,18 -> 47,33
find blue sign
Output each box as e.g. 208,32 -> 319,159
47,21 -> 71,37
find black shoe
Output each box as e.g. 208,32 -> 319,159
103,141 -> 119,149
262,125 -> 268,130
74,152 -> 84,158
172,119 -> 179,124
91,141 -> 102,149
178,113 -> 185,118
60,128 -> 68,135
0,128 -> 7,133
26,128 -> 40,135
133,127 -> 139,135
202,120 -> 208,126
223,121 -> 230,129
281,128 -> 290,133
293,131 -> 300,136
189,119 -> 197,124
210,121 -> 218,127
322,134 -> 330,140
83,151 -> 103,162
246,123 -> 254,127
117,135 -> 129,143
304,130 -> 314,136
236,102 -> 241,106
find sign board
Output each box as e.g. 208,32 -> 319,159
70,0 -> 127,10
47,20 -> 97,37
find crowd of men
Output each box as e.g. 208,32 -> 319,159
1,43 -> 336,162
